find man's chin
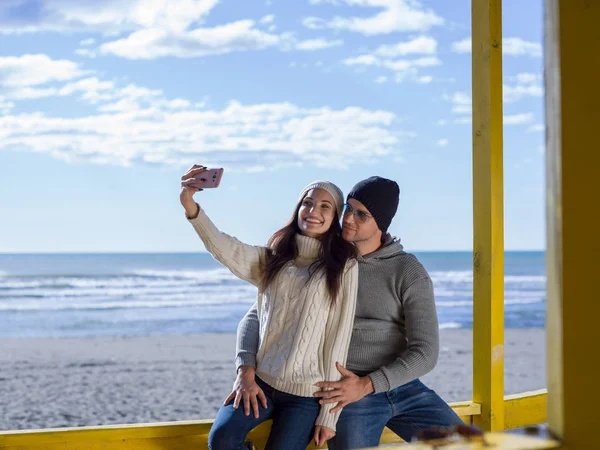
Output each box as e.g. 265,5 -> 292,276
342,230 -> 355,242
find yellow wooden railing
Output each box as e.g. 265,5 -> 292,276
0,391 -> 546,449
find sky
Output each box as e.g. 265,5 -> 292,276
0,0 -> 545,253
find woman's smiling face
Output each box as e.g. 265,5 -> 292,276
297,188 -> 337,239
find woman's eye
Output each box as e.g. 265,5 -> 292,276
321,204 -> 330,209
358,211 -> 368,220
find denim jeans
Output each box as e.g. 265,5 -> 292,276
208,377 -> 320,450
328,379 -> 463,450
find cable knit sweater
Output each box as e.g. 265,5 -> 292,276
187,206 -> 359,431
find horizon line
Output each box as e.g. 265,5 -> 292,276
0,249 -> 547,255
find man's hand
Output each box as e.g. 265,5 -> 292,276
313,362 -> 375,413
313,425 -> 336,447
224,366 -> 267,418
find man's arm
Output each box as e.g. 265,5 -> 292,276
235,301 -> 260,370
367,276 -> 439,393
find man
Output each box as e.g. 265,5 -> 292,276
233,176 -> 462,449
311,176 -> 463,449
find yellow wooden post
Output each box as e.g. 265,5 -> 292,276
544,0 -> 600,447
471,0 -> 505,432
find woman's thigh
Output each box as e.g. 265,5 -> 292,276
265,392 -> 321,450
208,396 -> 275,450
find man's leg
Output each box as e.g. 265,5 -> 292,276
327,392 -> 392,450
385,379 -> 463,443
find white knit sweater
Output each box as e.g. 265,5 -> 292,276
188,206 -> 358,430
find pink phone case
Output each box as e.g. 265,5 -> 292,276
192,168 -> 224,188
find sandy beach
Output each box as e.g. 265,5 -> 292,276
0,329 -> 546,431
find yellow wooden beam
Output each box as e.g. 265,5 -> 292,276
504,390 -> 547,430
544,0 -> 600,447
471,0 -> 505,432
0,393 -> 548,450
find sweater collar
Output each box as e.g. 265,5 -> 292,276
295,234 -> 321,260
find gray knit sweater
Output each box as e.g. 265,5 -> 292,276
236,234 -> 439,394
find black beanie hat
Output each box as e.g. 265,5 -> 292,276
347,176 -> 400,234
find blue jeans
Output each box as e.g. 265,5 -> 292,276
328,379 -> 463,450
208,377 -> 320,450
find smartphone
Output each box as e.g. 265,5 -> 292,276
192,168 -> 224,189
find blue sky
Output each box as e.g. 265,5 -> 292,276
0,0 -> 545,253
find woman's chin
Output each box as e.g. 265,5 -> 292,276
300,226 -> 326,239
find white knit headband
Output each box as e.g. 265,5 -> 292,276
298,181 -> 344,216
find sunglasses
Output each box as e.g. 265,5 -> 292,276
343,203 -> 373,224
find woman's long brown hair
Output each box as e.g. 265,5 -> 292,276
260,200 -> 357,303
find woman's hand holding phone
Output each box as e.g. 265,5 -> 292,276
180,164 -> 211,218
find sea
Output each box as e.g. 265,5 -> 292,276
0,252 -> 545,339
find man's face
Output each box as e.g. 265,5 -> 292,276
341,198 -> 382,244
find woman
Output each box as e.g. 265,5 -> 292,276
180,164 -> 358,450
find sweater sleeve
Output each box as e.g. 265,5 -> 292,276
187,206 -> 266,287
315,262 -> 359,431
235,301 -> 260,370
367,276 -> 439,393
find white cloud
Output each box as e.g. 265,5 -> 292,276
0,54 -> 86,88
451,38 -> 471,53
0,0 -> 220,35
452,37 -> 542,58
514,73 -> 541,84
504,112 -> 534,125
503,38 -> 543,57
295,38 -> 343,51
453,117 -> 471,125
437,138 -> 449,147
528,123 -> 545,132
80,38 -> 96,46
75,48 -> 97,58
7,86 -> 59,99
344,55 -> 379,66
375,76 -> 388,84
343,48 -> 440,84
99,20 -> 342,59
445,92 -> 472,114
260,15 -> 275,25
2,1 -> 336,60
1,78 -> 406,170
0,95 -> 15,113
100,21 -> 286,59
58,77 -> 115,103
504,72 -> 544,103
303,0 -> 443,35
374,36 -> 437,57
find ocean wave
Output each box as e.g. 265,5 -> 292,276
435,289 -> 546,299
436,297 -> 544,307
0,283 -> 255,300
0,268 -> 240,290
129,268 -> 237,282
430,271 -> 546,284
0,292 -> 256,312
439,322 -> 462,329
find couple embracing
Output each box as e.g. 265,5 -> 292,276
180,165 -> 462,450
